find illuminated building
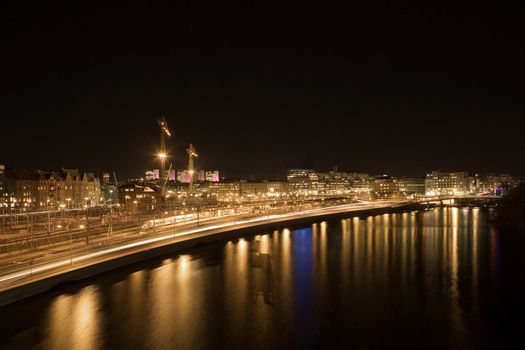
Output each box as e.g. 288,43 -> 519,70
372,175 -> 400,200
196,170 -> 205,181
287,169 -> 315,195
323,172 -> 350,195
118,182 -> 159,211
4,168 -> 100,209
425,171 -> 469,196
60,169 -> 101,206
145,169 -> 160,180
398,177 -> 425,197
177,170 -> 189,183
5,170 -> 39,208
287,169 -> 315,181
287,168 -> 364,196
349,174 -> 372,197
483,174 -> 516,195
240,181 -> 288,198
37,172 -> 61,207
146,169 -> 175,181
208,180 -> 241,200
205,170 -> 220,182
177,170 -> 205,183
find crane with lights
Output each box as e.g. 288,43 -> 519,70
156,116 -> 172,198
186,144 -> 198,194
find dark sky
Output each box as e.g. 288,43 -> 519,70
1,3 -> 524,180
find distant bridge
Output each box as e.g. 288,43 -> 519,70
414,195 -> 500,205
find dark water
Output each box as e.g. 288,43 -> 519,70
1,208 -> 524,349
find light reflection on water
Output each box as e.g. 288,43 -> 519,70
46,285 -> 102,350
0,208 -> 510,349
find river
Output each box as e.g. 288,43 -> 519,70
1,207 -> 523,349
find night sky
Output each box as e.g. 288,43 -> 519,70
2,3 -> 524,180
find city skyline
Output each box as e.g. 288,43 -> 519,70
2,4 -> 524,179
1,161 -> 522,183
1,161 -> 517,211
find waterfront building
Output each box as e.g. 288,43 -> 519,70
468,174 -> 483,194
287,169 -> 315,195
372,175 -> 400,200
349,175 -> 372,196
287,169 -> 315,181
398,177 -> 426,197
425,171 -> 469,196
483,174 -> 516,195
323,174 -> 350,195
308,177 -> 326,195
287,168 -> 368,196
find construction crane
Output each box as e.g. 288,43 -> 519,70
186,144 -> 198,194
163,162 -> 173,197
156,116 -> 172,198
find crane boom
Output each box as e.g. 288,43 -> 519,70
156,116 -> 172,199
157,116 -> 171,136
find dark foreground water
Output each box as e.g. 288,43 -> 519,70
1,208 -> 525,349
